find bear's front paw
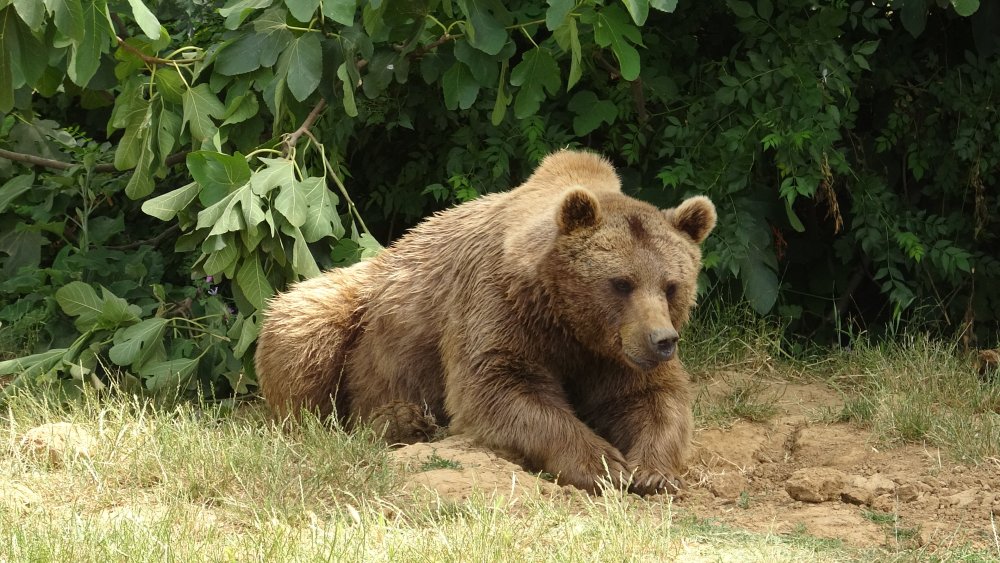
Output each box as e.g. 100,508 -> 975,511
552,442 -> 630,494
628,468 -> 683,497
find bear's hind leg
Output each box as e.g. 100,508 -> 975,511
366,400 -> 440,445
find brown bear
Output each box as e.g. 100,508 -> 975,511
255,150 -> 716,495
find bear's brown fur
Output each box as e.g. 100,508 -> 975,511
255,150 -> 717,494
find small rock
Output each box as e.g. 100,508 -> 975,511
871,493 -> 895,512
19,422 -> 96,466
861,473 -> 896,496
944,489 -> 978,508
707,472 -> 746,499
896,483 -> 919,502
785,468 -> 847,503
840,485 -> 873,506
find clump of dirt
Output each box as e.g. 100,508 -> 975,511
392,435 -> 564,504
391,376 -> 1000,550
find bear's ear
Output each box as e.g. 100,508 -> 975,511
667,196 -> 717,243
557,188 -> 603,235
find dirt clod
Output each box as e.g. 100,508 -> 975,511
785,468 -> 848,503
19,422 -> 96,466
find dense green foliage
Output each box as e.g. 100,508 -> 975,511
0,0 -> 997,398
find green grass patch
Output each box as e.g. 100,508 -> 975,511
822,335 -> 1000,463
420,452 -> 463,471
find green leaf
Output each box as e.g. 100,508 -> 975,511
0,173 -> 34,213
510,48 -> 560,118
453,40 -> 498,85
491,59 -> 510,125
280,32 -> 322,102
69,0 -> 113,87
187,150 -> 251,206
197,190 -> 241,233
0,7 -> 20,112
109,317 -> 167,367
154,68 -> 185,104
291,228 -> 320,278
784,200 -> 805,233
275,179 -> 309,228
545,0 -> 573,30
740,256 -> 779,314
458,0 -> 507,55
300,176 -> 342,242
115,97 -> 152,170
323,0 -> 357,25
236,253 -> 274,310
442,62 -> 480,110
285,0 -> 319,22
54,281 -> 107,330
203,237 -> 239,276
142,358 -> 199,393
233,314 -> 260,358
357,232 -> 383,259
553,16 -> 582,90
222,93 -> 260,126
900,0 -> 928,37
337,62 -> 358,117
55,281 -> 102,319
124,132 -> 156,199
0,230 -> 41,275
219,0 -> 273,29
593,6 -> 642,81
951,0 -> 978,16
252,6 -> 293,63
239,184 -> 267,237
621,0 -> 649,25
197,190 -> 238,231
142,182 -> 200,221
157,106 -> 182,164
567,90 -> 617,135
726,0 -> 755,18
126,0 -> 161,40
250,157 -> 296,195
96,287 -> 141,329
0,349 -> 66,377
756,0 -> 772,20
650,0 -> 677,11
13,0 -> 45,30
215,33 -> 268,76
45,0 -> 85,42
182,84 -> 226,143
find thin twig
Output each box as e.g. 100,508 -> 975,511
411,34 -> 454,58
116,36 -> 200,66
0,148 -> 73,170
0,148 -> 188,173
282,99 -> 328,157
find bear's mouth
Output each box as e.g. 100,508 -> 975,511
623,351 -> 662,371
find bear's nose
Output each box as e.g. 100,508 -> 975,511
649,328 -> 679,361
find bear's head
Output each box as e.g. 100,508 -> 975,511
543,189 -> 716,371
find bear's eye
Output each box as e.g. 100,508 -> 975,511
611,278 -> 634,294
664,283 -> 678,300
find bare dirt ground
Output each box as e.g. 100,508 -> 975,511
393,374 -> 1000,551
